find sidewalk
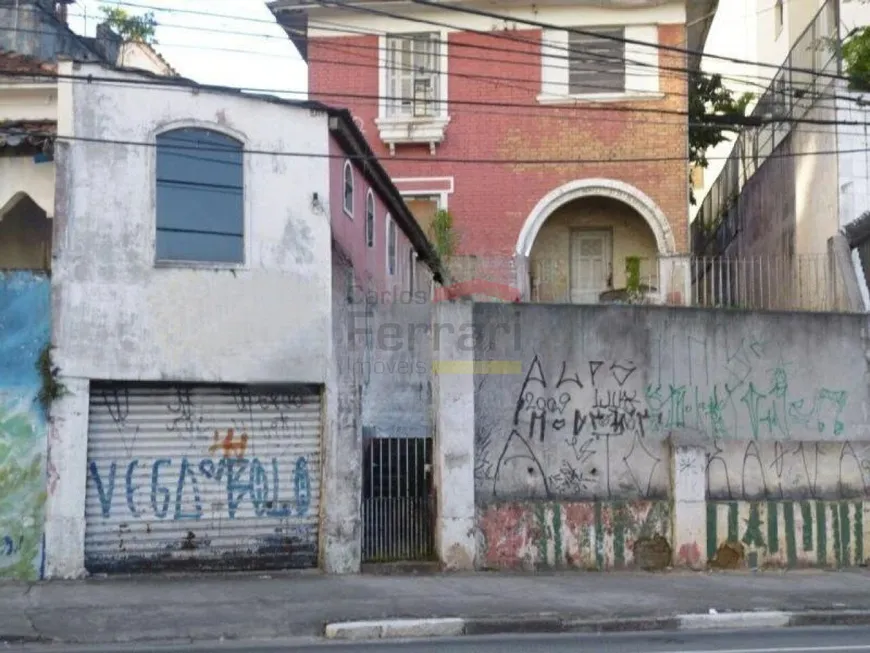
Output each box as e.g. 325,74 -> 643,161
2,569 -> 870,645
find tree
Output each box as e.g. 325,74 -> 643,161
688,71 -> 754,204
99,5 -> 157,43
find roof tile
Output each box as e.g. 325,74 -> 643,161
0,50 -> 57,76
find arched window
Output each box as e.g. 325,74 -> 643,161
365,190 -> 375,248
343,160 -> 354,217
386,214 -> 396,276
155,127 -> 244,263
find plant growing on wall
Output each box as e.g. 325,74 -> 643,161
36,345 -> 68,418
99,5 -> 158,43
689,71 -> 754,205
429,208 -> 460,260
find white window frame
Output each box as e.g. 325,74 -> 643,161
386,213 -> 397,276
539,24 -> 662,104
774,0 -> 784,39
365,189 -> 375,248
343,160 -> 354,218
376,31 -> 451,155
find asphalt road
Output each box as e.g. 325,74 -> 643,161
10,626 -> 870,653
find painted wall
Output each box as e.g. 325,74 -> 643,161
707,500 -> 870,569
306,3 -> 690,268
328,136 -> 429,297
431,302 -> 870,570
0,271 -> 50,581
45,61 -> 335,579
54,61 -> 332,385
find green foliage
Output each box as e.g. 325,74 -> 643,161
625,256 -> 641,295
36,345 -> 68,418
99,5 -> 158,43
0,404 -> 46,581
689,71 -> 754,204
429,208 -> 460,260
842,26 -> 870,91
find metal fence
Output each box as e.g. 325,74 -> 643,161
361,437 -> 435,563
444,253 -> 852,312
680,254 -> 850,312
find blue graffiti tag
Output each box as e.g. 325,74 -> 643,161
294,457 -> 310,516
88,456 -> 310,521
1,535 -> 23,556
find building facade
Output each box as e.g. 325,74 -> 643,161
693,0 -> 870,312
268,0 -> 717,303
0,55 -> 440,580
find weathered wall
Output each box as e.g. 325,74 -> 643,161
707,500 -> 870,569
45,62 -> 334,579
459,302 -> 870,570
307,3 -> 690,261
0,271 -> 50,581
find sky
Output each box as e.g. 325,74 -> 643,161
66,0 -> 308,99
66,0 -> 760,100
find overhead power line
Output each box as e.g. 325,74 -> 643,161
98,0 -> 840,95
399,0 -> 848,82
17,128 -> 867,167
2,66 -> 862,132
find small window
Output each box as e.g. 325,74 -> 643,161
365,190 -> 375,248
155,127 -> 244,264
386,215 -> 396,276
567,27 -> 626,95
343,160 -> 354,217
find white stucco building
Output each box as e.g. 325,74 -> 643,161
32,59 -> 442,579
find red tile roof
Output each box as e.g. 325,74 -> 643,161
0,121 -> 56,151
0,50 -> 57,76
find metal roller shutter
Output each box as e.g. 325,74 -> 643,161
84,382 -> 322,573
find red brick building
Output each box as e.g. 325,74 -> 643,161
268,0 -> 717,301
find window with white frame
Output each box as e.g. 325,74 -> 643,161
343,160 -> 354,217
386,215 -> 397,276
385,33 -> 441,119
567,27 -> 626,95
365,190 -> 375,247
540,25 -> 659,101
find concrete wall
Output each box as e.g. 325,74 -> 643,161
432,302 -> 870,571
44,62 -> 334,578
0,271 -> 50,581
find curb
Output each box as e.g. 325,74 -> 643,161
323,610 -> 870,641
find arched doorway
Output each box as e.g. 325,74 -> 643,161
515,179 -> 677,303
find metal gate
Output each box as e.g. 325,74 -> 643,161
361,437 -> 434,562
84,382 -> 322,574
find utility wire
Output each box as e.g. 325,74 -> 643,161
399,0 -> 848,82
94,0 -> 840,95
20,129 -> 865,166
1,65 -> 860,131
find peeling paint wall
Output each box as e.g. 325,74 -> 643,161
45,62 -> 335,579
707,500 -> 870,569
0,271 -> 50,581
477,500 -> 671,571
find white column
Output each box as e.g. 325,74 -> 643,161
671,437 -> 708,569
43,376 -> 89,579
432,301 -> 476,570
